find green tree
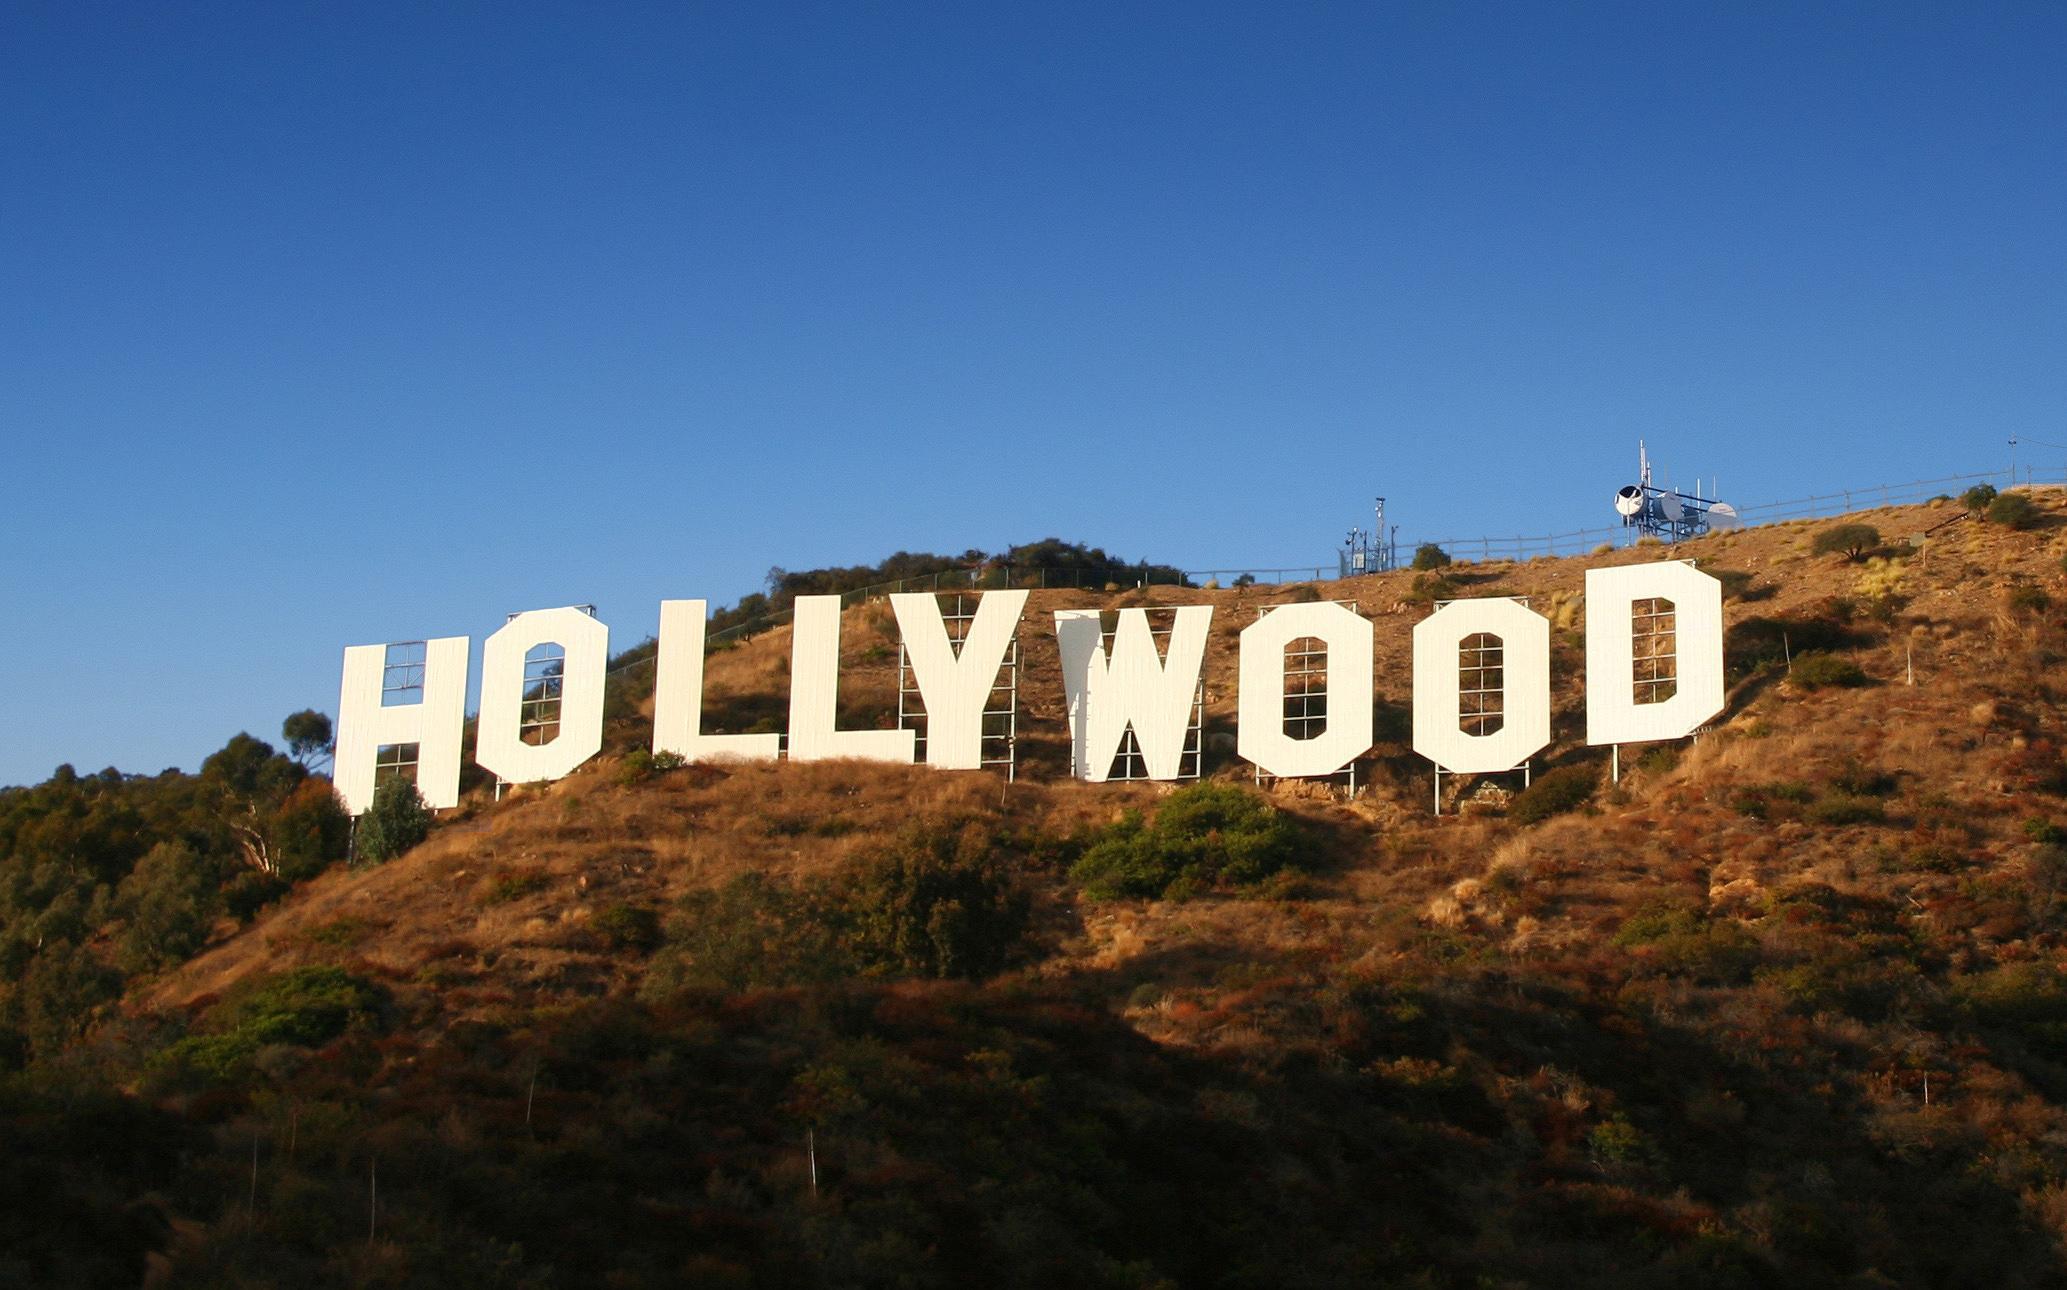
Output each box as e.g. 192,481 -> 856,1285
199,732 -> 302,801
13,941 -> 120,1059
355,777 -> 432,863
114,840 -> 217,974
1961,482 -> 1999,512
281,709 -> 334,766
270,779 -> 352,882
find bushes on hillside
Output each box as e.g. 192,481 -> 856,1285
1986,492 -> 2040,530
1510,765 -> 1598,824
646,873 -> 840,992
1614,904 -> 1760,983
1803,794 -> 1887,826
1070,783 -> 1307,900
593,902 -> 664,952
1810,523 -> 1880,560
1955,963 -> 2067,1061
646,820 -> 1033,990
1789,653 -> 1868,690
157,965 -> 387,1082
1407,573 -> 1458,603
842,822 -> 1030,978
1961,483 -> 1999,512
1725,612 -> 1867,682
1412,543 -> 1453,571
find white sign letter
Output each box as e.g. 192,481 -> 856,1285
1055,606 -> 1212,782
476,607 -> 609,785
334,636 -> 469,814
787,595 -> 916,763
890,590 -> 1027,770
1412,598 -> 1550,773
1237,601 -> 1374,778
652,599 -> 780,763
1585,560 -> 1724,746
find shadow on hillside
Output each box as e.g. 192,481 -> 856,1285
1068,933 -> 1269,996
1061,958 -> 2067,1286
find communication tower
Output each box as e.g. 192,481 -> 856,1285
1339,497 -> 1398,577
1614,441 -> 1737,542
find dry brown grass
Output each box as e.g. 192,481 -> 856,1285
142,489 -> 2067,1039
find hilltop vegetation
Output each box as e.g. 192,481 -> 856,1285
12,494 -> 2067,1286
710,538 -> 1191,637
0,729 -> 349,1067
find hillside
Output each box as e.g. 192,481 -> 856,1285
13,490 -> 2067,1287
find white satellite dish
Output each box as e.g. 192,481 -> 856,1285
1660,491 -> 1685,522
1707,501 -> 1740,530
1614,485 -> 1645,517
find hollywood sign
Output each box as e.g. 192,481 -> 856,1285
333,560 -> 1723,816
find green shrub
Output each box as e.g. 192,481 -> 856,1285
356,777 -> 431,863
647,821 -> 1034,989
1725,613 -> 1865,680
1411,543 -> 1452,571
1586,1116 -> 1652,1170
1961,483 -> 1999,512
616,749 -> 656,785
1810,523 -> 1880,560
593,902 -> 663,952
480,869 -> 550,905
1734,780 -> 1817,818
1955,964 -> 2067,1060
646,873 -> 842,993
159,965 -> 386,1081
221,870 -> 290,924
839,822 -> 1030,978
1509,765 -> 1597,825
1635,745 -> 1681,776
1828,759 -> 1897,797
1804,794 -> 1886,826
2024,819 -> 2067,846
1988,492 -> 2041,530
1614,904 -> 1760,983
1789,652 -> 1867,689
2010,583 -> 2051,614
1406,573 -> 1458,603
1070,783 -> 1307,900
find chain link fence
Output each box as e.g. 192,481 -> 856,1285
1188,465 -> 2065,584
603,464 -> 2064,670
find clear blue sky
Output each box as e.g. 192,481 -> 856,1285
2,2 -> 2061,786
